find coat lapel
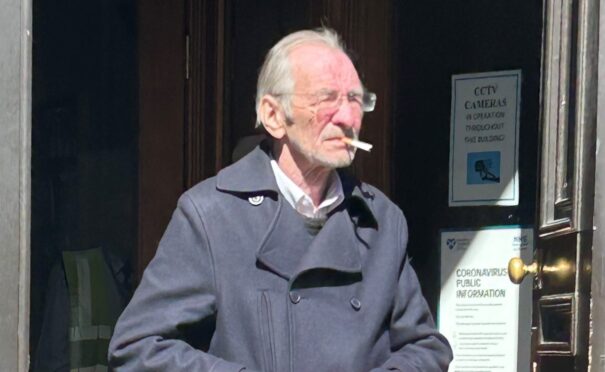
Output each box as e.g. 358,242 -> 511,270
291,204 -> 362,282
254,198 -> 311,280
287,175 -> 379,285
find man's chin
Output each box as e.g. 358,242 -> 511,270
292,143 -> 355,169
311,153 -> 355,169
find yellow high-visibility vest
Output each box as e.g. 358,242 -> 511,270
63,248 -> 123,372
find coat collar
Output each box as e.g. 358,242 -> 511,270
216,140 -> 280,195
216,140 -> 377,219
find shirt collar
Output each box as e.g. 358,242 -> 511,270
269,157 -> 344,219
216,141 -> 376,225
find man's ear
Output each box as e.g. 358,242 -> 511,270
259,95 -> 287,139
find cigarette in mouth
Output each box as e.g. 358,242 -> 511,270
341,137 -> 373,152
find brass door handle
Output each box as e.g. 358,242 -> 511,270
508,257 -> 538,284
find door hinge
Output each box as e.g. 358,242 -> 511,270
185,34 -> 190,80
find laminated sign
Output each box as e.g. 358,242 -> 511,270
439,226 -> 532,372
449,70 -> 521,206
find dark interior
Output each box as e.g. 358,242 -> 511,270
392,1 -> 543,311
29,0 -> 544,368
30,0 -> 137,366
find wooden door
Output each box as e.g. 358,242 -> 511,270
137,0 -> 187,278
516,0 -> 598,370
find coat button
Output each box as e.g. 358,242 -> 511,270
289,292 -> 301,304
350,297 -> 361,311
248,195 -> 264,206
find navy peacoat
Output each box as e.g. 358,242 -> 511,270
108,143 -> 452,371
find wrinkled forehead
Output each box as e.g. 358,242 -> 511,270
288,44 -> 362,92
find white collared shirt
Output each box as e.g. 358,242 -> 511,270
270,159 -> 345,219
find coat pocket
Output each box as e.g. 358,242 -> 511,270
258,290 -> 276,372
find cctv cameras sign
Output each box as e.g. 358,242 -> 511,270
449,70 -> 521,206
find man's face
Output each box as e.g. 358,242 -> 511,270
281,44 -> 363,169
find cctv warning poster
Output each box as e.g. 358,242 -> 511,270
439,226 -> 532,372
449,70 -> 521,206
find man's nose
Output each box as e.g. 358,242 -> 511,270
330,101 -> 361,128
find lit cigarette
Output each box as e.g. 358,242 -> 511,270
341,137 -> 373,152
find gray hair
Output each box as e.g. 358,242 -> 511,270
255,27 -> 347,127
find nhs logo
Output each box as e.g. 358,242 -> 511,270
513,235 -> 529,248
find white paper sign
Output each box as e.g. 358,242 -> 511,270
439,226 -> 532,372
449,70 -> 521,206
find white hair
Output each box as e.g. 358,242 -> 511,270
255,27 -> 347,127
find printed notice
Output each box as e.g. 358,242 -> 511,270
439,227 -> 532,372
449,70 -> 521,206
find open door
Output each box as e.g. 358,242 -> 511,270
508,0 -> 598,370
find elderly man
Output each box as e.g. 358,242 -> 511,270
108,28 -> 452,371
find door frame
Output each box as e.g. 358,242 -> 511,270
590,1 -> 605,369
0,0 -> 32,370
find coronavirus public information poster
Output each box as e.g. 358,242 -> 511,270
449,70 -> 521,206
439,226 -> 532,372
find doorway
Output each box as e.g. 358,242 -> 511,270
29,1 -> 597,371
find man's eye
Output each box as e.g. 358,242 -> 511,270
348,93 -> 363,104
318,91 -> 338,103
